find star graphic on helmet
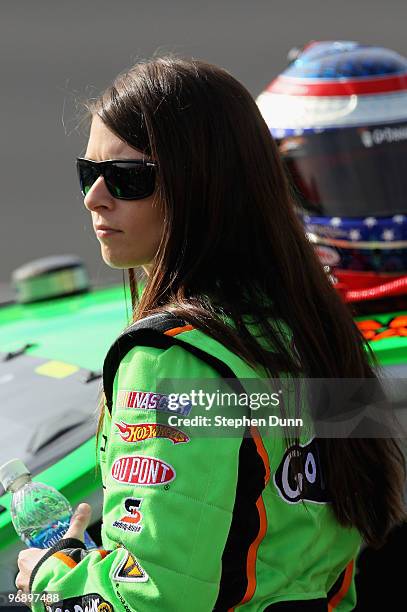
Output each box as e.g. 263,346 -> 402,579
364,217 -> 377,228
349,229 -> 361,241
382,229 -> 395,241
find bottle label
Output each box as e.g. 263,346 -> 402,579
83,530 -> 97,549
25,515 -> 71,548
23,516 -> 97,549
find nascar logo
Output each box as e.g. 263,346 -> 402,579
116,390 -> 191,415
111,456 -> 176,485
115,421 -> 190,444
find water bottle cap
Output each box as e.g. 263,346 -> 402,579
0,459 -> 30,492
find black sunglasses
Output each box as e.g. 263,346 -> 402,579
76,157 -> 157,200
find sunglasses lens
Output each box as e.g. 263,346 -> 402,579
76,159 -> 156,200
76,159 -> 99,196
105,162 -> 156,200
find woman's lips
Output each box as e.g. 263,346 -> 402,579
94,225 -> 122,238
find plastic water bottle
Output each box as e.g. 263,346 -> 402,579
0,458 -> 96,549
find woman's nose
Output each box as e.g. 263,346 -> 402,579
83,176 -> 114,211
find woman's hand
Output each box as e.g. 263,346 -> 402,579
15,503 -> 92,593
15,548 -> 48,593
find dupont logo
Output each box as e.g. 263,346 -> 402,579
111,456 -> 176,486
115,421 -> 190,444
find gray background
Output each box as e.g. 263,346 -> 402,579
1,0 -> 406,300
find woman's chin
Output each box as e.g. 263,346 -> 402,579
101,247 -> 148,269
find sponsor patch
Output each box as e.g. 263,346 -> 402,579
112,550 -> 149,583
360,124 -> 407,148
45,593 -> 112,612
113,498 -> 144,533
116,390 -> 192,415
111,455 -> 176,486
115,421 -> 190,444
274,438 -> 330,504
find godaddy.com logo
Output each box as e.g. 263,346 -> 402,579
360,125 -> 407,148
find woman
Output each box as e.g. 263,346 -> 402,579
16,56 -> 405,611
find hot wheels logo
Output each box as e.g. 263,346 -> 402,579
115,421 -> 189,444
111,456 -> 176,486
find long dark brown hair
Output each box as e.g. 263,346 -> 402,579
90,56 -> 405,547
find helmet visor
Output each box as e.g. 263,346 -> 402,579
279,122 -> 407,218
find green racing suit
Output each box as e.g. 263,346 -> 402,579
29,313 -> 361,611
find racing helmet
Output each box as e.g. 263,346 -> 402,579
256,41 -> 407,302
